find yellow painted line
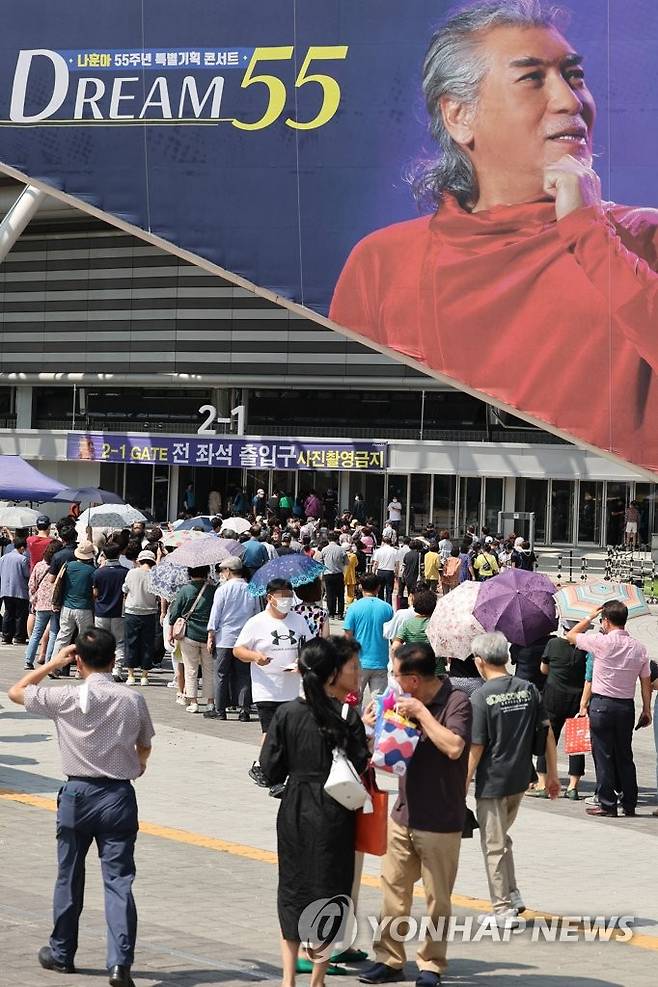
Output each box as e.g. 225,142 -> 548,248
1,788 -> 657,953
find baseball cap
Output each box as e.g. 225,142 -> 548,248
36,514 -> 51,527
219,555 -> 243,571
137,550 -> 157,563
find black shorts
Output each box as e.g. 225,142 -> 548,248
256,701 -> 284,733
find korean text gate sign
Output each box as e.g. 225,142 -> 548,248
1,1 -> 658,475
67,433 -> 388,472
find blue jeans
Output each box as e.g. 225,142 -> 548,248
24,610 -> 60,667
52,778 -> 138,970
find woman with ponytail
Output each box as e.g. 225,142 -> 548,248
261,636 -> 369,987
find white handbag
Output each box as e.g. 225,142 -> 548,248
324,704 -> 371,811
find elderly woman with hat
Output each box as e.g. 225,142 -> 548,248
122,549 -> 159,687
167,564 -> 216,713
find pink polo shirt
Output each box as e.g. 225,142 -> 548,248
575,629 -> 650,699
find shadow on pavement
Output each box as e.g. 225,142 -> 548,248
0,709 -> 53,720
0,753 -> 38,765
0,765 -> 62,793
144,959 -> 281,985
442,958 -> 624,985
0,733 -> 51,742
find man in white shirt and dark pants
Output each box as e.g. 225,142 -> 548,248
372,536 -> 399,605
387,495 -> 403,533
8,628 -> 154,987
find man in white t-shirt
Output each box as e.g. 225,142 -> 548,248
387,496 -> 403,532
234,577 -> 308,789
372,536 -> 400,605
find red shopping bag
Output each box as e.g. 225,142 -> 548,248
564,716 -> 591,755
355,768 -> 389,856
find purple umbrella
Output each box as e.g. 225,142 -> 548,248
473,569 -> 558,647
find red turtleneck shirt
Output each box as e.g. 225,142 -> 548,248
329,196 -> 658,473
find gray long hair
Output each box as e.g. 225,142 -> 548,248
412,0 -> 564,209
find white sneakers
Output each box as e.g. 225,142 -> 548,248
186,702 -> 199,713
125,672 -> 149,687
175,694 -> 186,706
478,908 -> 522,929
509,890 -> 526,913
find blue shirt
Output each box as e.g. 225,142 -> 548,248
585,652 -> 594,683
344,595 -> 394,669
0,549 -> 29,598
207,578 -> 261,647
241,538 -> 269,571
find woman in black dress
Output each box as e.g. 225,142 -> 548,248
261,637 -> 369,987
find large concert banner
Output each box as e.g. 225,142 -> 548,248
0,1 -> 656,473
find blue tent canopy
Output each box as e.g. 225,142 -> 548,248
0,456 -> 68,501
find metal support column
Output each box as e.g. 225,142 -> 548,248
0,185 -> 47,261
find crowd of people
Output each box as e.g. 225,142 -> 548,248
2,501 -> 657,987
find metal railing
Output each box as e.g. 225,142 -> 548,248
539,547 -> 657,603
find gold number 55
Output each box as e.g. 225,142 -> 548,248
286,46 -> 348,130
232,45 -> 348,132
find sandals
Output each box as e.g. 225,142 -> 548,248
295,959 -> 348,975
331,948 -> 368,963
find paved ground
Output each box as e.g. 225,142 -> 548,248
1,636 -> 657,987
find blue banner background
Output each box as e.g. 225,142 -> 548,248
0,0 -> 655,315
67,433 -> 388,471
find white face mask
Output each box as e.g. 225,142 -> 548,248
272,595 -> 294,614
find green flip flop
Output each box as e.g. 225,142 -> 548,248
296,959 -> 348,976
331,948 -> 369,963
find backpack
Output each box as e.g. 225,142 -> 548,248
443,557 -> 461,580
51,562 -> 69,610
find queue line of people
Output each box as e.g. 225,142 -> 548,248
2,508 -> 657,987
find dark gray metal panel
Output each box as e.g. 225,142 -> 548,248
0,228 -> 426,381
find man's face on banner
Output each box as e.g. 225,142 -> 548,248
468,25 -> 596,199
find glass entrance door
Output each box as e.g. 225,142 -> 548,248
550,480 -> 575,544
578,481 -> 603,544
458,477 -> 482,537
604,482 -> 631,546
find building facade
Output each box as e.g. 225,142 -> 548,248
0,178 -> 654,545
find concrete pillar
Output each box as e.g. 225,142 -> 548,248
14,386 -> 33,428
241,387 -> 250,433
211,387 -> 231,419
168,466 -> 180,520
503,475 -> 516,513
